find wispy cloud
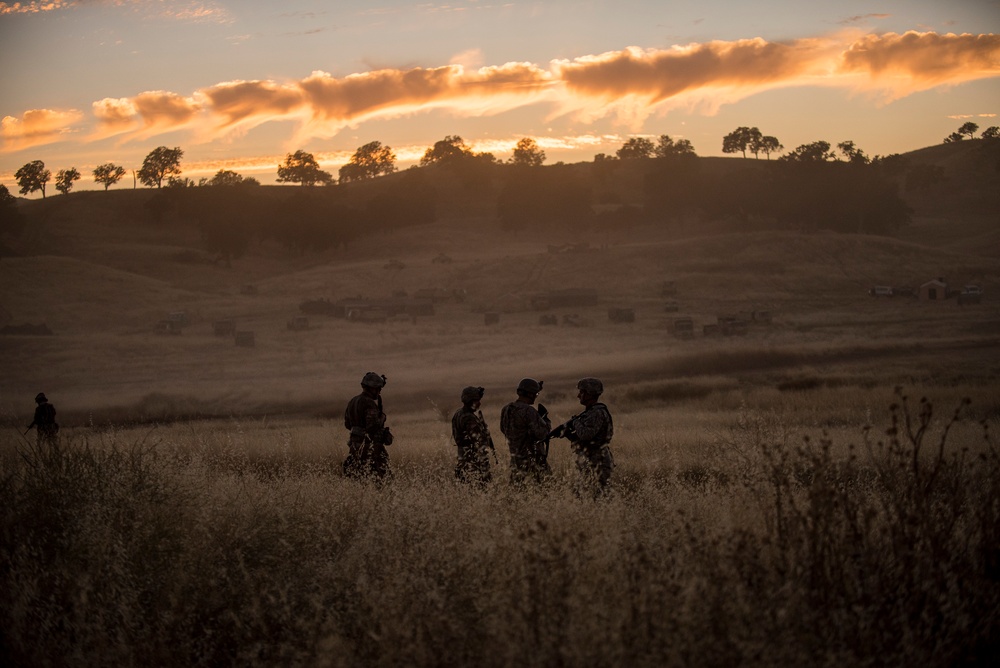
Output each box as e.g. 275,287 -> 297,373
839,31 -> 1000,97
839,13 -> 890,26
0,0 -> 231,22
91,91 -> 201,142
3,31 -> 997,153
1,108 -> 84,150
0,1 -> 75,14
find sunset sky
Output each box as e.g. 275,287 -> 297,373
1,0 -> 998,193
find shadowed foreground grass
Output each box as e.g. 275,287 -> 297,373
1,394 -> 998,667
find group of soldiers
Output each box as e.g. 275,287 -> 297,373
342,372 -> 615,496
27,373 -> 615,496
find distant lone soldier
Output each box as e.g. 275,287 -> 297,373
500,378 -> 552,485
27,392 -> 59,447
343,372 -> 393,479
452,386 -> 496,487
551,378 -> 615,497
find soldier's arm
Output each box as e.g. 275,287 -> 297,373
570,409 -> 605,442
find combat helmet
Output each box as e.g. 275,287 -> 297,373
361,372 -> 387,389
461,386 -> 485,405
516,378 -> 543,396
577,377 -> 604,397
35,392 -> 47,404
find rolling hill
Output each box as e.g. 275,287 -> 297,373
1,141 -> 997,423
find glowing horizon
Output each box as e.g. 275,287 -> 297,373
1,1 -> 998,194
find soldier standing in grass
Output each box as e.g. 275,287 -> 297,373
343,372 -> 393,479
27,392 -> 59,447
500,378 -> 552,485
452,386 -> 496,487
551,378 -> 615,497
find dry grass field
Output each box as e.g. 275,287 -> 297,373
1,152 -> 999,665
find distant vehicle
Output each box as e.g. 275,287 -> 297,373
958,285 -> 983,305
869,286 -> 893,297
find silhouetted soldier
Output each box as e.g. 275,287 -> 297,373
343,372 -> 393,479
452,386 -> 496,486
500,378 -> 551,485
551,378 -> 615,497
27,392 -> 59,447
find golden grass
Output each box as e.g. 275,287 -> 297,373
2,194 -> 999,664
2,386 -> 997,666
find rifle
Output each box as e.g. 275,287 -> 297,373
479,410 -> 499,464
549,418 -> 576,441
535,403 -> 552,472
376,393 -> 393,446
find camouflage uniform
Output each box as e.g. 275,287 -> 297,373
343,373 -> 392,479
452,387 -> 495,486
28,392 -> 58,447
500,379 -> 551,484
565,402 -> 615,497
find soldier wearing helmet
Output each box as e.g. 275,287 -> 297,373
452,386 -> 496,486
551,377 -> 615,497
27,392 -> 59,447
343,372 -> 393,479
499,378 -> 552,485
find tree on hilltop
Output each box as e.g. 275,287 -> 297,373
15,160 -> 51,198
980,126 -> 999,139
653,134 -> 696,159
836,140 -> 869,165
722,126 -> 762,158
339,141 -> 397,183
780,141 -> 836,162
958,122 -> 980,139
277,150 -> 332,186
420,135 -> 474,166
509,137 -> 546,167
55,168 -> 80,195
138,146 -> 183,188
616,137 -> 655,160
93,163 -> 126,191
755,135 -> 783,160
207,169 -> 259,187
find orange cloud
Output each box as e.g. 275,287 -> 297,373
3,31 -> 997,154
92,97 -> 139,133
0,1 -> 75,14
839,31 -> 1000,93
300,62 -> 551,122
1,108 -> 83,151
201,80 -> 306,133
557,38 -> 835,102
0,1 -> 229,20
291,62 -> 553,143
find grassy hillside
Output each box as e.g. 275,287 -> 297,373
0,142 -> 998,424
